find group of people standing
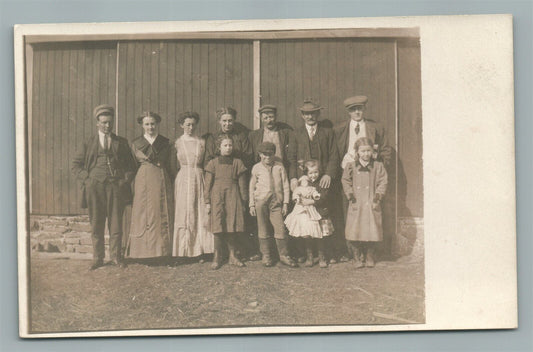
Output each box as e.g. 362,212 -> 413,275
72,95 -> 391,271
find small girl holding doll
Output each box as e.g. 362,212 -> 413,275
204,134 -> 248,269
285,160 -> 333,268
341,137 -> 387,268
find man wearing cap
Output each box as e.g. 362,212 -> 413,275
72,104 -> 136,270
332,95 -> 392,262
249,104 -> 294,171
249,141 -> 296,267
288,100 -> 339,191
334,95 -> 391,169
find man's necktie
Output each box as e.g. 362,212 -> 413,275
355,123 -> 360,135
269,166 -> 276,197
309,127 -> 316,140
104,134 -> 110,151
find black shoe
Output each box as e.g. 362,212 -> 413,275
339,255 -> 350,263
262,257 -> 274,267
108,260 -> 127,268
319,255 -> 328,268
229,256 -> 245,267
89,261 -> 104,271
248,254 -> 262,262
279,255 -> 298,268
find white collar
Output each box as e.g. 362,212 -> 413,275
305,124 -> 317,133
359,158 -> 370,167
144,134 -> 158,144
264,127 -> 278,134
350,119 -> 365,128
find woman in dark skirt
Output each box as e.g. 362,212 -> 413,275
127,112 -> 174,262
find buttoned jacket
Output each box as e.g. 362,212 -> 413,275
333,118 -> 391,170
71,133 -> 136,208
248,122 -> 293,170
287,123 -> 339,181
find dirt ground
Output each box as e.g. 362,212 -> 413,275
28,253 -> 424,333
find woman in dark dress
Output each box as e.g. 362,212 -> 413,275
127,112 -> 174,261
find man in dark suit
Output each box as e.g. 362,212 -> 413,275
72,104 -> 136,270
248,104 -> 294,171
287,100 -> 339,263
287,100 -> 339,191
334,95 -> 391,169
332,95 -> 392,262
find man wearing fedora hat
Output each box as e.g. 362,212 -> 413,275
249,104 -> 294,172
287,99 -> 339,263
72,104 -> 136,270
288,100 -> 339,191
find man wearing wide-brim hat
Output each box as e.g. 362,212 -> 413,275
287,99 -> 339,191
71,104 -> 136,270
248,104 -> 294,172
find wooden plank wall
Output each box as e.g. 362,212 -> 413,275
397,39 -> 423,217
260,38 -> 397,146
260,38 -> 424,218
31,42 -> 117,215
260,38 -> 398,233
117,41 -> 254,142
29,38 -> 421,217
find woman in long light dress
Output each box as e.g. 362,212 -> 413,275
172,112 -> 214,259
128,112 -> 174,261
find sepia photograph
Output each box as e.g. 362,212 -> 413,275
14,15 -> 515,337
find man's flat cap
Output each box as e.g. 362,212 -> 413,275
93,104 -> 115,119
258,141 -> 276,155
258,105 -> 277,113
343,95 -> 368,109
299,100 -> 323,112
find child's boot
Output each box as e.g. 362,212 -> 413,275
227,234 -> 245,267
366,243 -> 376,268
211,234 -> 223,270
259,238 -> 273,267
276,238 -> 298,268
304,238 -> 314,267
351,241 -> 364,269
317,239 -> 328,268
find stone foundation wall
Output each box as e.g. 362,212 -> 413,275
29,215 -> 108,257
394,217 -> 424,261
29,214 -> 424,260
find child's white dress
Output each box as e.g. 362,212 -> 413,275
284,185 -> 324,238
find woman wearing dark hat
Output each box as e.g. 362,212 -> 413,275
127,112 -> 174,261
171,112 -> 214,260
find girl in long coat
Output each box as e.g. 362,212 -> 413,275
341,137 -> 387,268
127,112 -> 174,260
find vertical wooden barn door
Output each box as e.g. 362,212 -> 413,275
260,38 -> 398,256
116,40 -> 254,141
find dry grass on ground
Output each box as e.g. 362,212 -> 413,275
29,254 -> 424,333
